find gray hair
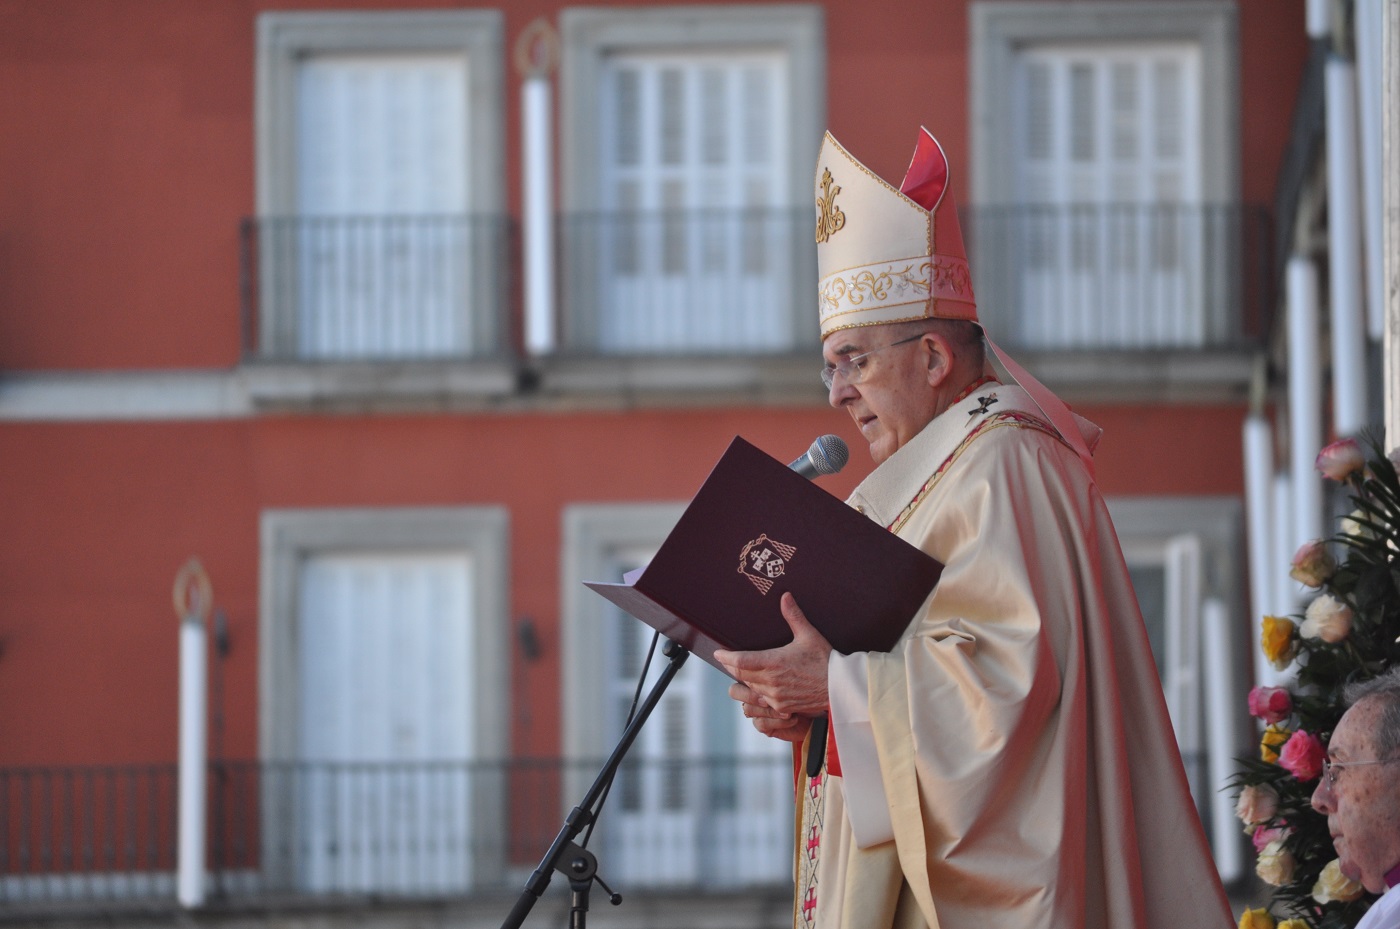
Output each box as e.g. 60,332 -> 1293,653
1343,667 -> 1400,758
888,318 -> 986,370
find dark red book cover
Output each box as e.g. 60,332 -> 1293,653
585,436 -> 944,676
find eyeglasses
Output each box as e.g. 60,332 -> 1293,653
1322,752 -> 1398,790
820,334 -> 923,390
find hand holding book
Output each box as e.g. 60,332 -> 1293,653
715,591 -> 831,742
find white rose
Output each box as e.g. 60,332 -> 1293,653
1313,858 -> 1364,903
1301,594 -> 1353,644
1340,508 -> 1374,541
1256,838 -> 1296,886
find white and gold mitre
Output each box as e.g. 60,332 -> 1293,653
815,128 -> 976,338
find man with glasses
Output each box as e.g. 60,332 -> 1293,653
714,129 -> 1230,929
1312,668 -> 1400,927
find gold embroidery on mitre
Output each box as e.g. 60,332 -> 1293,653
931,256 -> 973,297
815,168 -> 846,243
817,255 -> 976,329
819,262 -> 932,315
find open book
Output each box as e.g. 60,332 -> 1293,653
586,437 -> 943,676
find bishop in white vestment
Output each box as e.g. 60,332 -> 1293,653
716,129 -> 1233,929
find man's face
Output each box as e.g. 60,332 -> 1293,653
1311,700 -> 1400,893
822,328 -> 940,465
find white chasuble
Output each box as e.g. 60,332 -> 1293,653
796,384 -> 1231,929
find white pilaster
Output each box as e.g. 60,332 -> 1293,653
1324,56 -> 1369,435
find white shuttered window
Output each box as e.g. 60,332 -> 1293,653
596,52 -> 793,352
600,547 -> 790,887
294,53 -> 471,358
296,552 -> 476,895
1012,42 -> 1207,347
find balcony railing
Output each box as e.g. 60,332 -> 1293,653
964,203 -> 1274,351
236,205 -> 1271,368
0,756 -> 793,908
240,215 -> 514,363
556,207 -> 820,356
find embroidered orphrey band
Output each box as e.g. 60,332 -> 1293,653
887,411 -> 1060,535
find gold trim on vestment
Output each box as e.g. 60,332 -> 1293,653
887,413 -> 1060,535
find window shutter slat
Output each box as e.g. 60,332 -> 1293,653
1154,59 -> 1184,160
614,69 -> 641,167
701,67 -> 726,166
1025,61 -> 1052,162
659,68 -> 684,166
1069,62 -> 1095,162
743,65 -> 771,165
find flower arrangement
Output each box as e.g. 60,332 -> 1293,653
1233,436 -> 1400,928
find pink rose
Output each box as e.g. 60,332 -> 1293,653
1252,825 -> 1288,853
1316,439 -> 1364,481
1278,730 -> 1325,782
1248,686 -> 1293,725
1289,540 -> 1337,588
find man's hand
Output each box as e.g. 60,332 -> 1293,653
726,678 -> 812,743
715,593 -> 833,738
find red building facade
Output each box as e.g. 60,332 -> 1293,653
0,0 -> 1306,914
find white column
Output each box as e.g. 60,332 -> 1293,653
1242,413 -> 1275,684
1325,55 -> 1369,436
1306,0 -> 1330,38
1202,598 -> 1242,883
1270,473 -> 1298,683
177,614 -> 207,908
516,18 -> 559,356
523,75 -> 555,354
1287,257 -> 1325,547
1385,0 -> 1400,449
1355,0 -> 1385,340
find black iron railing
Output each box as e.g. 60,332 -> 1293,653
964,202 -> 1274,350
240,214 -> 514,363
0,764 -> 178,903
0,756 -> 794,906
555,207 -> 820,355
237,205 -> 1271,366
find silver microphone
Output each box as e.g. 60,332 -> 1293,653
788,434 -> 849,479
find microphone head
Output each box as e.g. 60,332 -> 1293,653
807,434 -> 849,476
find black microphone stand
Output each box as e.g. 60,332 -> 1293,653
499,639 -> 690,929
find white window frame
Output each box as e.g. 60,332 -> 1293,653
969,2 -> 1240,356
969,1 -> 1238,206
558,5 -> 825,213
557,6 -> 825,355
253,11 -> 506,361
561,503 -> 687,761
559,502 -> 791,887
259,506 -> 509,884
256,10 -> 504,219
